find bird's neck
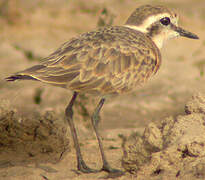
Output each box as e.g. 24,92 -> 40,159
149,34 -> 165,49
124,24 -> 165,49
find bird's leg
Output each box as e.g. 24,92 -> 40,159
91,98 -> 123,175
65,92 -> 98,173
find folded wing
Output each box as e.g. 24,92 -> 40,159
8,26 -> 160,95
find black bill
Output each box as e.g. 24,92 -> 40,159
171,24 -> 199,39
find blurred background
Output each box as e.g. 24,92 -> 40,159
0,0 -> 204,179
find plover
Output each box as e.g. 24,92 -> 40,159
6,4 -> 199,175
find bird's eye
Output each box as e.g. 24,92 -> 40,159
160,17 -> 170,26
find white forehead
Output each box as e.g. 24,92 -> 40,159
124,13 -> 178,33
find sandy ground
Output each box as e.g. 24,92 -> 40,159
122,92 -> 205,179
0,0 -> 205,179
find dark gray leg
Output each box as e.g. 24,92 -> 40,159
91,98 -> 123,175
65,92 -> 98,173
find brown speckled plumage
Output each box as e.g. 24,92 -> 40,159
8,26 -> 161,95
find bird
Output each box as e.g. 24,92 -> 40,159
6,4 -> 199,175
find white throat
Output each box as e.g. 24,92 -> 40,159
150,34 -> 164,49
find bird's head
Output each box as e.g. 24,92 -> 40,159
125,5 -> 199,49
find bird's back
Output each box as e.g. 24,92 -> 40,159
7,26 -> 161,95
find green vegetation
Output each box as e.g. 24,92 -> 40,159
13,45 -> 42,62
33,88 -> 44,105
193,59 -> 205,77
97,8 -> 115,27
108,146 -> 119,150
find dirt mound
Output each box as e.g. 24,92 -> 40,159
0,101 -> 70,167
122,92 -> 205,180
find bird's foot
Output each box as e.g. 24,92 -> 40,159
78,160 -> 99,173
101,164 -> 125,178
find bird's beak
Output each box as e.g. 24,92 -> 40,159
171,24 -> 199,39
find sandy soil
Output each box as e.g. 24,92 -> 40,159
122,92 -> 205,180
0,0 -> 205,179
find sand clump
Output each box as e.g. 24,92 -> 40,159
0,101 -> 70,167
122,92 -> 205,180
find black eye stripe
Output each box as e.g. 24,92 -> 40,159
160,17 -> 170,26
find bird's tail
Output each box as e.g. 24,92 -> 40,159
6,74 -> 38,81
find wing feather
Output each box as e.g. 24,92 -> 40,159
16,26 -> 161,94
